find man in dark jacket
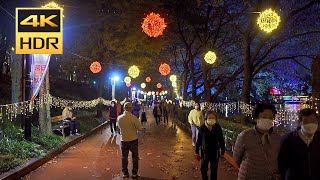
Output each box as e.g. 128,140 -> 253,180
153,103 -> 162,125
278,108 -> 320,180
195,111 -> 225,180
108,101 -> 118,135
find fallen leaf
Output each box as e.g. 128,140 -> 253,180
83,167 -> 88,169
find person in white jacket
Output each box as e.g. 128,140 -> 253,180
188,102 -> 204,147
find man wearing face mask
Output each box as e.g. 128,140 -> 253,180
278,108 -> 320,180
62,103 -> 80,136
194,111 -> 225,180
188,102 -> 204,147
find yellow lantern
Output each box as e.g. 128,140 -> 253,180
204,51 -> 217,64
128,65 -> 140,78
169,75 -> 177,82
124,77 -> 131,84
141,83 -> 146,89
257,9 -> 280,33
172,82 -> 177,87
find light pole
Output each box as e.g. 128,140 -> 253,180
111,76 -> 119,100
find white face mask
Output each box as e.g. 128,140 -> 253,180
301,123 -> 318,135
257,118 -> 273,131
206,119 -> 216,125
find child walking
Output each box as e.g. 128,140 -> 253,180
194,111 -> 225,180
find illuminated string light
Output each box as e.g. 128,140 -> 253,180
128,65 -> 140,78
142,12 -> 167,37
257,9 -> 280,33
204,51 -> 217,64
159,63 -> 171,76
90,61 -> 102,74
124,77 -> 131,84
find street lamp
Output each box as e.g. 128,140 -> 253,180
111,76 -> 119,100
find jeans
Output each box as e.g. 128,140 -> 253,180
121,139 -> 139,175
163,115 -> 168,124
155,116 -> 161,125
201,157 -> 218,180
69,121 -> 80,134
110,120 -> 117,133
191,125 -> 199,146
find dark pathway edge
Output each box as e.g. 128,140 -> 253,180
0,122 -> 109,180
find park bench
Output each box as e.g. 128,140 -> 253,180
51,115 -> 70,137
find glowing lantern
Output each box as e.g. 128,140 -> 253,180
169,75 -> 177,82
90,61 -> 102,74
147,91 -> 151,96
156,83 -> 162,88
204,51 -> 217,64
257,9 -> 280,33
159,63 -> 171,76
172,82 -> 177,87
126,83 -> 131,87
141,83 -> 146,89
142,12 -> 167,38
146,77 -> 151,82
128,65 -> 140,78
124,77 -> 131,84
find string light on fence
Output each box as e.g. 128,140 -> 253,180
204,51 -> 217,64
142,12 -> 167,38
128,65 -> 140,78
124,77 -> 131,84
257,9 -> 281,33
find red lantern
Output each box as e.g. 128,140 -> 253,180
146,77 -> 151,82
90,61 -> 102,74
157,83 -> 162,89
159,63 -> 171,76
142,12 -> 167,38
126,83 -> 131,87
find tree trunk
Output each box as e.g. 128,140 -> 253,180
202,65 -> 211,102
45,70 -> 52,134
39,71 -> 52,134
182,69 -> 188,101
190,58 -> 197,101
312,55 -> 320,112
96,73 -> 104,118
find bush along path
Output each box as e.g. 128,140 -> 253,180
23,110 -> 237,180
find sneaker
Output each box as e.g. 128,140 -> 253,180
123,174 -> 129,178
70,133 -> 74,136
132,174 -> 139,179
75,133 -> 81,136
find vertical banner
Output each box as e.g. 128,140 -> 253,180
30,54 -> 51,100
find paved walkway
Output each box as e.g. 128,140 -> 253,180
23,110 -> 237,180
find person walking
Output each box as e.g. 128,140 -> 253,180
278,108 -> 320,180
117,102 -> 142,179
194,111 -> 225,180
162,102 -> 169,125
108,101 -> 118,135
153,103 -> 162,125
188,102 -> 204,147
140,102 -> 147,126
62,103 -> 81,136
233,103 -> 281,180
131,100 -> 140,119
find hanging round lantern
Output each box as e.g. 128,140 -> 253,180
169,75 -> 177,82
124,77 -> 131,84
257,9 -> 280,33
159,63 -> 171,76
172,82 -> 177,87
126,83 -> 131,87
128,65 -> 140,78
141,83 -> 146,89
90,61 -> 102,74
146,77 -> 151,82
156,83 -> 162,89
204,51 -> 217,64
141,12 -> 167,38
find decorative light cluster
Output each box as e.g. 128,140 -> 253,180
257,9 -> 280,33
146,77 -> 151,82
170,75 -> 177,82
90,61 -> 102,74
128,65 -> 140,78
172,81 -> 177,87
141,12 -> 167,37
141,83 -> 146,89
204,51 -> 217,64
156,83 -> 162,89
159,63 -> 171,76
124,77 -> 131,84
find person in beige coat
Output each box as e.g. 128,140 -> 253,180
188,102 -> 204,147
233,103 -> 281,180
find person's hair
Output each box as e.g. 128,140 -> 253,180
124,102 -> 132,111
205,110 -> 217,120
111,101 -> 116,105
252,103 -> 277,119
67,102 -> 73,107
298,108 -> 318,123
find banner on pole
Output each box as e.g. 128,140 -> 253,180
30,54 -> 51,101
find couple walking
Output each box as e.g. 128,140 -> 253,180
152,102 -> 169,125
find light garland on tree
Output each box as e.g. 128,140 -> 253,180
257,9 -> 281,33
128,65 -> 140,78
169,75 -> 177,82
141,12 -> 167,38
172,81 -> 177,87
124,77 -> 131,84
204,51 -> 217,64
159,63 -> 171,76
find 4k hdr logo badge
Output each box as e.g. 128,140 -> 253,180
16,8 -> 63,54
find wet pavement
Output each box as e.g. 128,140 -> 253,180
23,110 -> 237,180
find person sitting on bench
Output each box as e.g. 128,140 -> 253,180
62,103 -> 81,136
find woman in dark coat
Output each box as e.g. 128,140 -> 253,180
131,101 -> 140,118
